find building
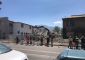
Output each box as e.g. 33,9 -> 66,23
63,14 -> 85,38
0,17 -> 33,39
11,22 -> 33,39
0,17 -> 13,39
0,17 -> 50,40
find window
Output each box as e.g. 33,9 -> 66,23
29,25 -> 31,29
21,32 -> 23,35
10,32 -> 13,34
0,44 -> 12,54
17,31 -> 20,34
21,23 -> 24,28
69,21 -> 75,27
9,23 -> 13,27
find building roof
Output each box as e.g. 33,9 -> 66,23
14,22 -> 32,26
0,17 -> 9,20
63,14 -> 85,19
0,17 -> 8,19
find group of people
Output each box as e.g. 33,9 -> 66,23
15,32 -> 55,47
68,35 -> 85,50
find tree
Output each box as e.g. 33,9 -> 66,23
53,26 -> 61,33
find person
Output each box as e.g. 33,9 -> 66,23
25,33 -> 30,45
30,34 -> 34,45
32,35 -> 35,45
47,37 -> 49,47
50,33 -> 55,47
40,35 -> 43,46
81,35 -> 85,50
68,36 -> 73,49
20,33 -> 24,45
78,37 -> 81,50
73,36 -> 79,49
46,31 -> 50,47
29,35 -> 32,45
15,37 -> 19,44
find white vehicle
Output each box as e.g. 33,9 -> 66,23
0,44 -> 28,60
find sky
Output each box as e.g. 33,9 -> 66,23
0,0 -> 85,27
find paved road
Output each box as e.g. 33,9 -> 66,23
1,43 -> 66,60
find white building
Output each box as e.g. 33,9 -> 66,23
0,17 -> 50,40
13,22 -> 32,34
9,22 -> 33,40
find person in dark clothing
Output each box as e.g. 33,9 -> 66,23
40,35 -> 43,46
81,35 -> 85,50
73,36 -> 79,49
32,35 -> 35,45
68,36 -> 73,49
47,37 -> 50,47
46,31 -> 50,47
30,35 -> 32,45
25,34 -> 30,45
16,37 -> 19,44
50,33 -> 55,47
78,37 -> 81,50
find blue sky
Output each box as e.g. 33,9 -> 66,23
0,0 -> 85,27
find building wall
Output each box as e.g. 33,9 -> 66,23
0,17 -> 33,39
0,17 -> 13,39
63,17 -> 85,38
0,17 -> 49,40
13,23 -> 32,34
13,22 -> 32,39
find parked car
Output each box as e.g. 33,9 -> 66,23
0,44 -> 28,60
56,48 -> 85,60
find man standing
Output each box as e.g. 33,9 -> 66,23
25,33 -> 30,45
50,33 -> 55,47
46,31 -> 50,47
81,35 -> 85,50
78,37 -> 81,50
73,36 -> 79,49
40,35 -> 43,46
30,34 -> 32,45
68,36 -> 73,49
15,36 -> 19,44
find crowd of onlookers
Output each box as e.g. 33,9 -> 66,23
15,33 -> 85,49
68,35 -> 85,50
15,32 -> 56,47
